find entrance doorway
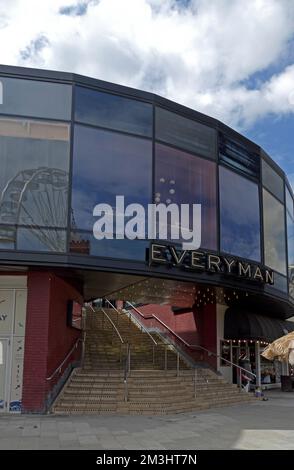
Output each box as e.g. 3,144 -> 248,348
0,338 -> 10,412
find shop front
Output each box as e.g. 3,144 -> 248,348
217,305 -> 294,389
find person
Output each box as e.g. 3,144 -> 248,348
262,369 -> 271,384
238,352 -> 253,391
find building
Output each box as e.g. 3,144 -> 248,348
0,64 -> 293,413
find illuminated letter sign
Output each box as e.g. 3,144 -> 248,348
148,243 -> 274,285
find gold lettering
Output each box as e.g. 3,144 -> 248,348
191,251 -> 205,270
265,270 -> 274,285
207,255 -> 221,272
238,262 -> 251,278
150,244 -> 167,264
223,257 -> 236,273
169,246 -> 187,265
253,266 -> 264,282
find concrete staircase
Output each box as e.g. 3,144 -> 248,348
52,307 -> 255,414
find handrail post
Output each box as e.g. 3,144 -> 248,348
194,368 -> 197,398
177,352 -> 180,377
124,379 -> 128,402
46,338 -> 82,381
153,344 -> 155,365
123,301 -> 158,347
239,367 -> 242,392
124,343 -> 130,402
165,346 -> 167,371
81,331 -> 86,367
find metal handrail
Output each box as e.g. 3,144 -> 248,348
124,343 -> 131,402
124,301 -> 158,346
127,304 -> 256,380
89,304 -> 125,344
46,338 -> 82,381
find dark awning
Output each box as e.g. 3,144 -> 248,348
224,308 -> 294,342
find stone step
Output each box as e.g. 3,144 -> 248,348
52,308 -> 256,415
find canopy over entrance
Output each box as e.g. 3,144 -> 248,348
224,308 -> 294,342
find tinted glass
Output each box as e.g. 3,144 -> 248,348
286,190 -> 294,298
219,166 -> 261,261
0,77 -> 71,120
265,272 -> 288,294
156,107 -> 216,159
219,134 -> 260,179
155,144 -> 217,249
17,228 -> 66,252
0,225 -> 14,250
263,189 -> 287,275
71,125 -> 152,233
0,118 -> 70,233
70,231 -> 148,260
75,86 -> 152,137
286,187 -> 294,218
262,159 -> 284,202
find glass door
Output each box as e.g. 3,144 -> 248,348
0,338 -> 9,412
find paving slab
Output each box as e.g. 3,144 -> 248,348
0,390 -> 294,449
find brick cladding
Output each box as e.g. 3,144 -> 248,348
22,271 -> 83,412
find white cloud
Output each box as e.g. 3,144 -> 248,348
0,0 -> 294,129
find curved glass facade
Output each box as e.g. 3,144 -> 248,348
155,144 -> 217,250
0,67 -> 293,304
219,166 -> 261,261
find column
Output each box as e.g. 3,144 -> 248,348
255,341 -> 261,387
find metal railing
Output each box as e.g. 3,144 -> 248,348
90,301 -> 256,400
124,303 -> 256,393
46,338 -> 83,381
89,303 -> 124,345
105,299 -> 157,346
124,343 -> 131,402
89,303 -> 131,399
104,301 -> 186,400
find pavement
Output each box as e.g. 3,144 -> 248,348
0,390 -> 294,450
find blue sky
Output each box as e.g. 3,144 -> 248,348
246,114 -> 294,187
0,0 -> 293,187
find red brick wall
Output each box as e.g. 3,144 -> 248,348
135,304 -> 200,345
47,275 -> 83,389
22,272 -> 83,413
22,272 -> 51,412
129,303 -> 217,367
195,303 -> 217,368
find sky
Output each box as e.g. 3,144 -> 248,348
0,0 -> 293,188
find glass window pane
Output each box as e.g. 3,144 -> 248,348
156,107 -> 216,159
263,188 -> 287,275
155,143 -> 217,250
219,134 -> 260,179
287,211 -> 294,299
0,225 -> 15,250
75,86 -> 152,137
286,187 -> 294,218
70,231 -> 148,260
265,272 -> 288,294
219,166 -> 261,261
0,117 -> 70,229
0,77 -> 71,120
17,227 -> 66,252
262,159 -> 284,202
71,125 -> 152,231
